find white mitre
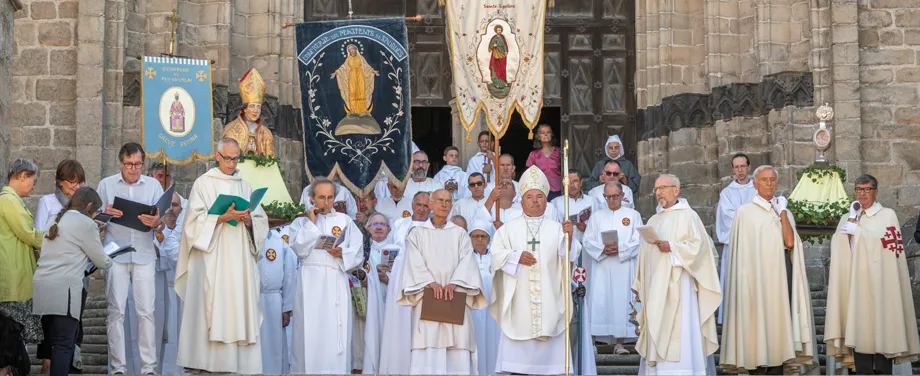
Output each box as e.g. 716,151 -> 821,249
519,165 -> 550,196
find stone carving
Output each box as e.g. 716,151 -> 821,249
123,71 -> 141,107
638,71 -> 814,140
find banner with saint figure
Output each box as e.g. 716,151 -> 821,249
141,56 -> 214,164
446,0 -> 547,140
295,18 -> 412,196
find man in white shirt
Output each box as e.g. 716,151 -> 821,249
376,181 -> 413,223
404,151 -> 440,199
466,131 -> 496,184
98,142 -> 165,374
588,160 -> 634,209
483,154 -> 520,201
449,172 -> 488,225
714,153 -> 756,323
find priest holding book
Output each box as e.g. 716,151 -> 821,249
398,189 -> 486,374
175,138 -> 268,373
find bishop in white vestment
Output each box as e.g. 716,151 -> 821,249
583,182 -> 643,348
634,175 -> 721,376
259,229 -> 296,374
175,140 -> 267,373
289,179 -> 364,373
398,189 -> 487,374
490,166 -> 583,375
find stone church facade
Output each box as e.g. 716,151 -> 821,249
0,0 -> 919,304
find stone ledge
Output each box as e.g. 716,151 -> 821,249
638,71 -> 814,140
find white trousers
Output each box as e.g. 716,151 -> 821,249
106,262 -> 158,374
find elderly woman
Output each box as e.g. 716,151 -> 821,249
34,160 -> 85,231
362,212 -> 395,374
0,158 -> 44,374
32,187 -> 112,376
586,135 -> 641,192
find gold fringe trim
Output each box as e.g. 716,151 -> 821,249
548,0 -> 555,8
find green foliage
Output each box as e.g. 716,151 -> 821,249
239,153 -> 285,177
796,165 -> 846,184
263,202 -> 305,222
788,198 -> 849,245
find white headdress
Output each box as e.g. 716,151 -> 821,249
519,165 -> 550,197
605,135 -> 625,159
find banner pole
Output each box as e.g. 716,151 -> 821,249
493,135 -> 501,223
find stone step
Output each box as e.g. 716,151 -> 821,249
83,308 -> 107,320
597,365 -> 640,374
82,334 -> 108,345
596,354 -> 642,366
83,317 -> 106,328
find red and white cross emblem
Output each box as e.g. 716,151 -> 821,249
573,267 -> 587,283
881,226 -> 905,259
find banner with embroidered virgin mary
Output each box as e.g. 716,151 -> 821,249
295,18 -> 412,195
446,0 -> 547,140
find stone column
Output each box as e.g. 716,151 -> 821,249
449,98 -> 488,164
0,1 -> 16,181
76,0 -> 106,184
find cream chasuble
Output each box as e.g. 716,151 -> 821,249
633,198 -> 720,374
490,214 -> 583,375
825,203 -> 920,369
583,206 -> 643,339
720,196 -> 817,373
289,211 -> 364,374
175,168 -> 268,374
715,179 -> 756,324
398,220 -> 487,374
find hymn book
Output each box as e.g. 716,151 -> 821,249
601,230 -> 619,246
314,226 -> 348,250
637,225 -> 660,244
419,287 -> 467,325
206,187 -> 268,226
110,185 -> 177,232
380,245 -> 400,266
568,206 -> 592,223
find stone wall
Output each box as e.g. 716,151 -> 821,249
0,1 -> 18,181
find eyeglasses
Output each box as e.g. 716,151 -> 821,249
122,162 -> 144,169
218,153 -> 240,163
653,185 -> 677,193
368,222 -> 388,228
413,160 -> 430,166
603,193 -> 622,200
469,181 -> 485,187
855,187 -> 877,193
604,171 -> 621,177
471,234 -> 490,240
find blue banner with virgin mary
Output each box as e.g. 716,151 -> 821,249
296,18 -> 412,195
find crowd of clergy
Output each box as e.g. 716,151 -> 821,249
1,130 -> 919,376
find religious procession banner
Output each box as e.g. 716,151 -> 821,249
141,56 -> 214,164
446,0 -> 547,140
295,18 -> 412,195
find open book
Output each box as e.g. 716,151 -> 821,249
568,206 -> 592,223
86,242 -> 136,275
207,187 -> 268,226
380,245 -> 400,266
109,185 -> 176,232
314,226 -> 348,250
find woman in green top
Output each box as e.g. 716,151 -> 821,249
0,158 -> 45,350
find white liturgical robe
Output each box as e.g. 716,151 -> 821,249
583,206 -> 643,339
378,248 -> 416,374
472,251 -> 500,375
258,230 -> 296,375
376,196 -> 413,224
466,152 -> 496,185
434,165 -> 469,201
634,199 -> 721,376
714,179 -> 755,323
405,178 -> 441,201
551,193 -> 601,242
289,211 -> 364,374
490,214 -> 583,375
449,196 -> 487,226
363,239 -> 395,374
398,220 -> 487,374
589,184 -> 635,209
175,168 -> 268,374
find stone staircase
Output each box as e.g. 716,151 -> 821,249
25,289 -> 920,375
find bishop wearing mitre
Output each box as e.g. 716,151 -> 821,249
398,189 -> 487,374
222,68 -> 275,157
825,174 -> 920,374
720,166 -> 817,374
489,166 -> 582,375
175,138 -> 268,373
634,174 -> 720,375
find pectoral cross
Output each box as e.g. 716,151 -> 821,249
528,238 -> 540,253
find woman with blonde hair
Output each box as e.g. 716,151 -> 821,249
526,124 -> 563,200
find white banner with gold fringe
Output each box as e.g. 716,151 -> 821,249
446,0 -> 547,141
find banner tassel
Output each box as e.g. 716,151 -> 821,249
466,130 -> 471,143
548,0 -> 555,7
439,0 -> 445,6
528,129 -> 534,140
